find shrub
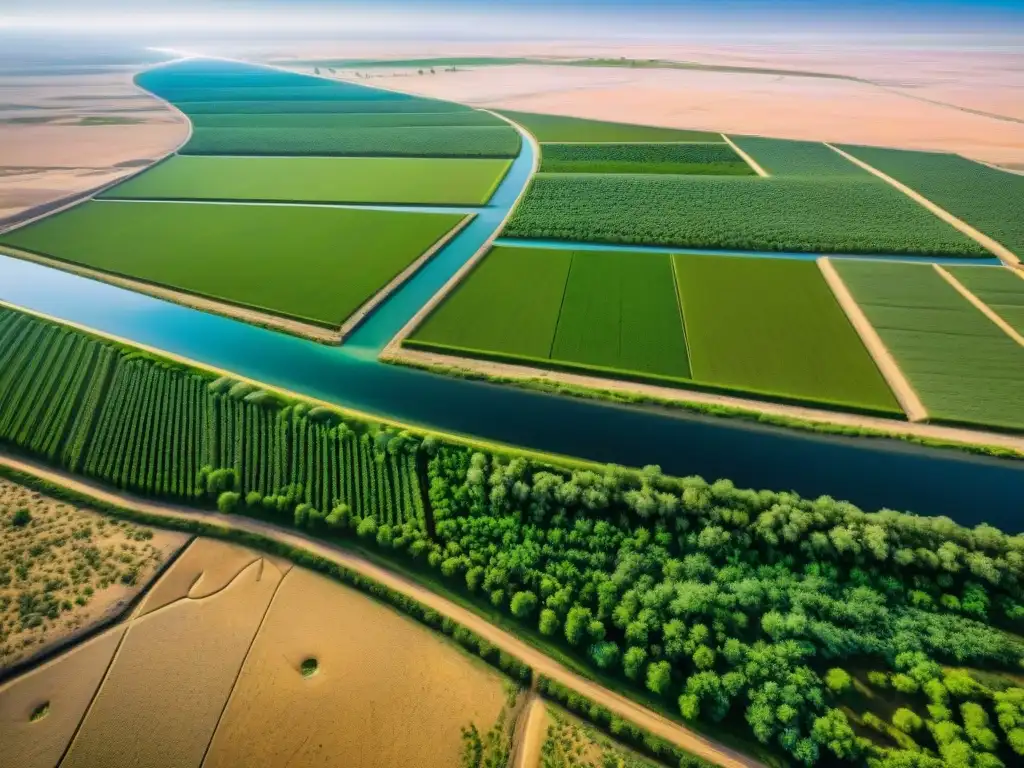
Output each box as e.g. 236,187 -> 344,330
217,491 -> 240,514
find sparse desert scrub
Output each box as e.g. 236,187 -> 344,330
0,479 -> 186,667
204,567 -> 511,768
0,625 -> 126,768
61,553 -> 284,768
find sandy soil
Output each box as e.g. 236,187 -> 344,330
513,695 -> 548,768
270,40 -> 1024,164
0,624 -> 126,768
0,452 -> 765,768
205,566 -> 509,768
0,479 -> 188,669
817,258 -> 927,422
0,69 -> 187,221
61,554 -> 284,768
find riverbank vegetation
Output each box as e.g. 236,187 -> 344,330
101,155 -> 512,206
3,305 -> 1024,766
833,260 -> 1024,431
0,202 -> 464,328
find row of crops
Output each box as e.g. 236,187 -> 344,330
407,245 -> 902,414
138,58 -> 519,158
0,308 -> 427,528
539,142 -> 753,175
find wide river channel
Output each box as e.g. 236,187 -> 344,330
1,119 -> 1022,529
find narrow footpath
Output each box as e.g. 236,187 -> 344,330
0,452 -> 764,768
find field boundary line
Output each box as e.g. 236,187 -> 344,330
825,143 -> 1021,267
668,253 -> 694,379
721,135 -> 768,177
934,264 -> 1024,348
969,157 -> 1024,177
537,140 -> 727,145
0,245 -> 342,344
337,213 -> 475,342
547,252 -> 575,359
379,111 -> 542,356
0,57 -> 195,237
817,258 -> 928,422
0,451 -> 763,768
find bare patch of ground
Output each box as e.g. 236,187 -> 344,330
0,479 -> 188,669
61,552 -> 285,768
0,69 -> 187,221
0,624 -> 126,768
204,566 -> 511,768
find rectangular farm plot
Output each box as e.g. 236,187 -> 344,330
946,266 -> 1024,335
181,125 -> 520,158
0,201 -> 464,328
189,110 -> 503,128
550,251 -> 690,378
833,260 -> 1024,430
838,145 -> 1024,258
503,174 -> 989,257
178,98 -> 471,115
497,110 -> 722,143
539,142 -> 754,175
410,246 -> 572,358
102,156 -> 512,205
674,255 -> 901,412
728,136 -> 867,177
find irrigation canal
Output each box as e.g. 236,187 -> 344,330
1,117 -> 1022,529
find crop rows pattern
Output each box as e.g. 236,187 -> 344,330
833,260 -> 1024,430
839,145 -> 1024,257
0,309 -> 426,527
503,174 -> 989,256
497,110 -> 721,143
539,142 -> 753,175
728,137 -> 867,177
947,266 -> 1024,336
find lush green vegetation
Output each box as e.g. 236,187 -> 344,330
674,255 -> 900,413
0,202 -> 464,328
503,174 -> 989,256
189,110 -> 503,128
539,142 -> 753,175
838,145 -> 1024,257
550,250 -> 690,378
4,305 -> 1024,767
101,156 -> 511,205
833,260 -> 1024,431
947,267 -> 1024,335
181,125 -> 520,158
497,110 -> 721,143
729,137 -> 868,177
411,246 -> 573,359
410,247 -> 691,380
177,99 -> 470,115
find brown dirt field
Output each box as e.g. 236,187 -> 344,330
0,624 -> 125,768
0,478 -> 188,669
0,69 -> 186,220
204,567 -> 509,768
135,538 -> 261,617
61,554 -> 284,768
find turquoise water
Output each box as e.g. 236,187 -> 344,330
1,88 -> 1022,527
495,237 -> 1005,266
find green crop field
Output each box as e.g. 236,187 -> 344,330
410,246 -> 572,359
188,110 -> 502,129
101,156 -> 511,205
675,256 -> 900,412
833,260 -> 1024,430
728,137 -> 867,177
946,266 -> 1024,336
838,145 -> 1024,258
0,308 -> 426,526
0,201 -> 463,328
411,247 -> 691,381
539,142 -> 753,175
177,99 -> 471,115
503,174 -> 988,256
181,125 -> 520,158
150,84 -> 405,103
549,250 -> 690,378
496,110 -> 722,143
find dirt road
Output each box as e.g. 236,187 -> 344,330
512,695 -> 548,768
0,452 -> 764,768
